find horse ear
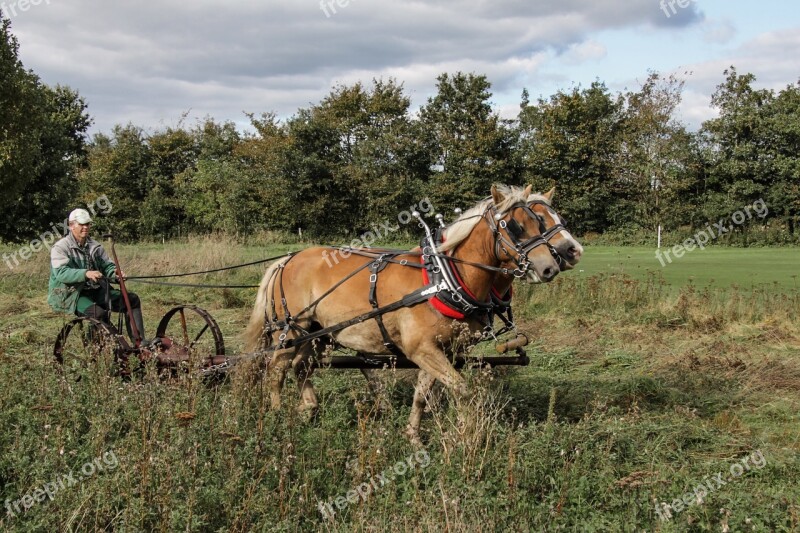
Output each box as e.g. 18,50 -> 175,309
543,187 -> 556,202
523,184 -> 532,197
491,185 -> 505,205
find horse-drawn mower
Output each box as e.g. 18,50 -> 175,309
53,187 -> 580,389
52,235 -> 228,383
52,228 -> 531,385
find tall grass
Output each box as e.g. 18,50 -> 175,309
0,240 -> 798,531
517,271 -> 800,327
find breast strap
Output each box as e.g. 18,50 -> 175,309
420,230 -> 494,321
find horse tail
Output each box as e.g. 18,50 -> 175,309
244,257 -> 289,352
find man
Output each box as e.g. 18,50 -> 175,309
48,208 -> 146,344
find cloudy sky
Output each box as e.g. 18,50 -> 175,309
5,0 -> 799,135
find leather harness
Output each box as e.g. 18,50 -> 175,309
259,200 -> 567,358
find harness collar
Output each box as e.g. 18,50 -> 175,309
420,229 -> 493,320
415,197 -> 569,320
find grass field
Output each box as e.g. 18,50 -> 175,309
0,238 -> 798,531
579,245 -> 800,291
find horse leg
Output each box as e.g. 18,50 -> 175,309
406,344 -> 468,397
403,344 -> 469,442
292,344 -> 319,416
267,351 -> 292,410
406,370 -> 436,445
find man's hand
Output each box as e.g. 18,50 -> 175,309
116,269 -> 126,281
85,270 -> 104,282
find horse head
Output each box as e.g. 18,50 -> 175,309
526,187 -> 583,271
489,184 -> 561,283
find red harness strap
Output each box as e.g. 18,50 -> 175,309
420,253 -> 490,320
490,285 -> 512,304
421,265 -> 466,319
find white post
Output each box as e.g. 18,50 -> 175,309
657,225 -> 662,249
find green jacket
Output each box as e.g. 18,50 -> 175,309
48,233 -> 117,314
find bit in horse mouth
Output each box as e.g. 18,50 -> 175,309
527,270 -> 542,284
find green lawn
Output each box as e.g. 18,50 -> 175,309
578,245 -> 800,291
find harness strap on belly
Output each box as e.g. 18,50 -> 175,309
369,256 -> 405,357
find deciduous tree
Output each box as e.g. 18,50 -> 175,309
0,15 -> 91,241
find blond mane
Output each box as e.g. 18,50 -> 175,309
526,193 -> 551,205
439,184 -> 531,252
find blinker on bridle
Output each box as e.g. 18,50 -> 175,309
490,200 -> 570,275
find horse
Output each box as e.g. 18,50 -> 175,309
360,186 -> 583,436
243,184 -> 566,438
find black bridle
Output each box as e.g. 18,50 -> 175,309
527,200 -> 571,270
487,200 -> 571,276
486,203 -> 550,278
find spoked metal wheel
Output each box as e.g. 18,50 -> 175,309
53,317 -> 131,384
154,305 -> 226,373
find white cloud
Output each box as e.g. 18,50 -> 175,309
561,40 -> 608,65
4,0 -> 790,135
673,28 -> 800,129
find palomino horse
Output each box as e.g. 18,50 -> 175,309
362,187 -> 583,436
402,187 -> 583,435
243,184 -> 564,438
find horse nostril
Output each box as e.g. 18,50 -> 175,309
567,246 -> 576,258
543,267 -> 555,280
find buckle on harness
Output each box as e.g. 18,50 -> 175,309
450,291 -> 475,313
277,322 -> 291,347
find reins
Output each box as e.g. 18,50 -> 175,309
121,247 -> 518,291
126,280 -> 263,289
123,253 -> 297,289
125,254 -> 294,280
123,198 -> 571,293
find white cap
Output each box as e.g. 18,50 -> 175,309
68,209 -> 92,224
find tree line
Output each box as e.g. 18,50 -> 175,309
2,13 -> 798,245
